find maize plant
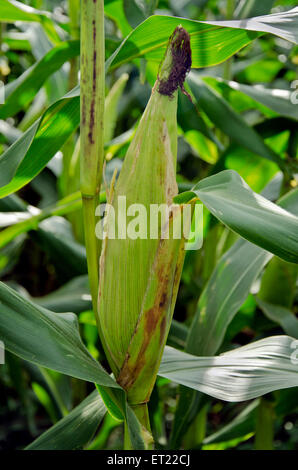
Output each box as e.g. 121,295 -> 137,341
97,27 -> 193,442
0,0 -> 298,453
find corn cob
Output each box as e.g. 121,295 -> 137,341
98,27 -> 192,410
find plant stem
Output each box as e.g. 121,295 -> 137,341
255,397 -> 275,450
182,404 -> 208,448
124,404 -> 154,450
80,0 -> 105,309
82,195 -> 100,314
80,0 -> 116,369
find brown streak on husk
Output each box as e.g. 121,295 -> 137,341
117,252 -> 173,393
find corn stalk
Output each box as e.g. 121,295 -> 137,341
80,0 -> 108,352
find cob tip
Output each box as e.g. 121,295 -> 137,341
158,25 -> 192,97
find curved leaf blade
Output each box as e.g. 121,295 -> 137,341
211,7 -> 298,44
0,282 -> 119,388
257,298 -> 298,339
0,88 -> 80,199
186,186 -> 298,357
107,15 -> 260,71
160,337 -> 298,402
177,170 -> 298,263
26,390 -> 106,450
107,8 -> 298,71
0,0 -> 44,22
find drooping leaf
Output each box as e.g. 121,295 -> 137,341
210,6 -> 298,43
0,281 -> 119,388
26,389 -> 106,450
107,8 -> 298,71
0,0 -> 51,23
0,282 -> 146,449
176,170 -> 298,264
159,336 -> 298,401
170,184 -> 298,447
0,87 -> 80,198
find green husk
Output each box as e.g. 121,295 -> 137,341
97,26 -> 192,405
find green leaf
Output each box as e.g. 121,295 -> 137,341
235,0 -> 276,18
159,336 -> 298,401
96,385 -> 124,422
34,275 -> 91,314
0,282 -> 145,449
203,387 -> 298,446
258,257 -> 297,308
256,298 -> 298,339
203,400 -> 260,446
215,79 -> 298,121
26,390 -> 106,450
0,281 -> 119,388
0,88 -> 80,199
0,191 -> 82,249
0,0 -> 45,22
2,31 -> 32,51
170,183 -> 298,448
107,8 -> 298,71
123,0 -> 147,28
209,6 -> 298,43
279,188 -> 298,215
96,386 -> 146,450
176,170 -> 298,264
33,216 -> 87,279
0,0 -> 61,44
167,319 -> 189,349
187,74 -> 285,168
186,239 -> 271,356
104,0 -> 132,38
0,40 -> 80,119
